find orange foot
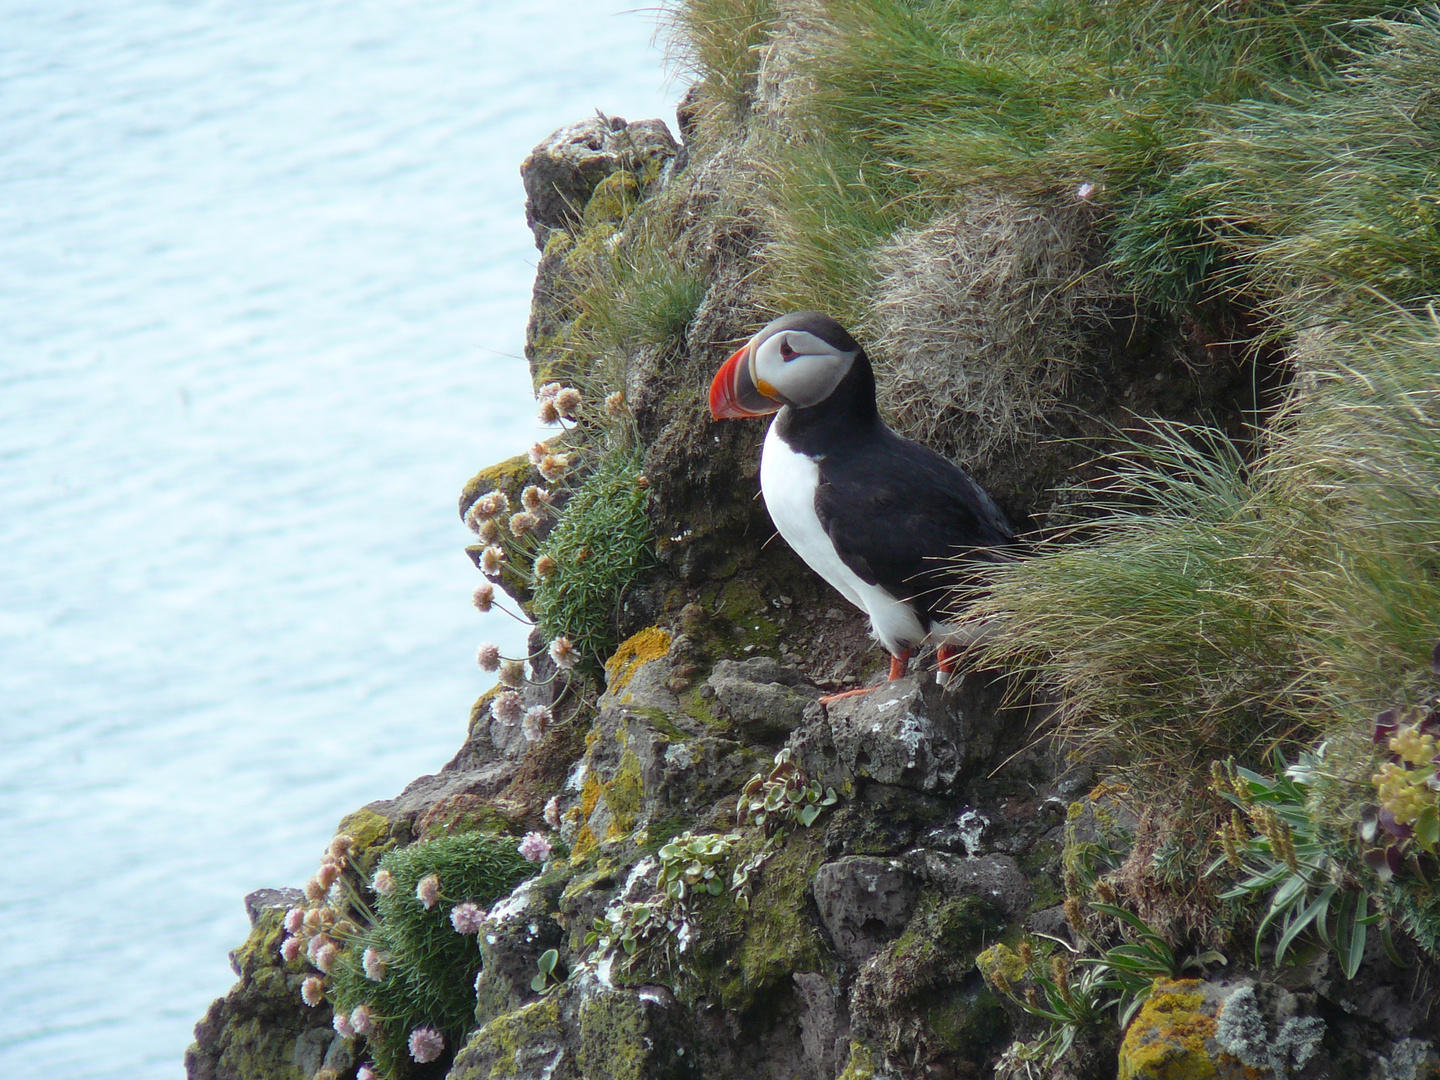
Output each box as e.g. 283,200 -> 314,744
936,642 -> 959,686
818,649 -> 911,704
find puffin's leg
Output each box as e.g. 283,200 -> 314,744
935,642 -> 958,687
819,649 -> 911,705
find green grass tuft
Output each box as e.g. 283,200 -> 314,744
531,446 -> 656,671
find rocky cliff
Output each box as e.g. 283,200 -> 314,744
187,3 -> 1440,1077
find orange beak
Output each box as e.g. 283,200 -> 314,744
709,341 -> 781,420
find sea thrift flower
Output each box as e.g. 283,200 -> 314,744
316,860 -> 341,890
328,833 -> 355,861
538,453 -> 570,483
518,831 -> 552,864
478,517 -> 500,544
372,868 -> 395,896
281,935 -> 303,962
476,643 -> 501,672
301,976 -> 325,1007
284,907 -> 304,934
534,554 -> 557,580
544,796 -> 562,829
472,582 -> 495,613
493,691 -> 524,724
304,877 -> 325,903
303,908 -> 323,934
475,491 -> 509,518
314,942 -> 339,974
499,659 -> 526,688
554,387 -> 581,419
509,511 -> 539,537
450,902 -> 485,935
605,391 -> 625,416
528,441 -> 549,466
357,1066 -> 379,1080
306,933 -> 332,963
409,1026 -> 445,1064
416,873 -> 441,910
463,504 -> 484,533
480,545 -> 504,575
537,381 -> 563,402
1076,182 -> 1097,201
362,946 -> 387,981
537,398 -> 561,424
333,1010 -> 355,1038
523,705 -> 551,742
549,636 -> 578,670
521,485 -> 550,512
350,1005 -> 376,1036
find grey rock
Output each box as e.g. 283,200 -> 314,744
921,851 -> 1031,919
813,856 -> 918,966
706,657 -> 822,741
520,115 -> 679,247
793,972 -> 851,1080
475,877 -> 567,1027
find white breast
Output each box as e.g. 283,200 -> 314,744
759,420 -> 928,656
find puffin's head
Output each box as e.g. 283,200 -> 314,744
709,312 -> 861,420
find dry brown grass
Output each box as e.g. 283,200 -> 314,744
870,191 -> 1120,466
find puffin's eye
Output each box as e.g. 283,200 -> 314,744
779,340 -> 796,361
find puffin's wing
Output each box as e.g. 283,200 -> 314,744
814,433 -> 1013,609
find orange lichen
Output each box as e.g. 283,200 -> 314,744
604,627 -> 672,694
1118,979 -> 1219,1080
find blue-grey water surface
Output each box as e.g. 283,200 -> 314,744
0,3 -> 675,1075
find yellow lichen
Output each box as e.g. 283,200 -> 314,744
579,772 -> 603,821
570,824 -> 598,864
604,626 -> 672,695
1118,979 -> 1219,1080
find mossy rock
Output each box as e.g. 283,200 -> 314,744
576,989 -> 698,1080
449,995 -> 568,1080
1118,979 -> 1219,1080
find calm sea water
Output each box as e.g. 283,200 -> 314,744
0,3 -> 676,1075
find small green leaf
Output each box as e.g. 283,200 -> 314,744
532,973 -> 548,991
537,948 -> 558,975
1416,806 -> 1439,854
799,804 -> 821,827
707,877 -> 724,895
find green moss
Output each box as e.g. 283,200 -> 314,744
459,453 -> 534,521
835,1041 -> 879,1080
334,808 -> 395,879
689,828 -> 827,1012
583,170 -> 642,227
452,995 -> 564,1080
631,707 -> 684,742
604,747 -> 645,832
575,991 -> 692,1080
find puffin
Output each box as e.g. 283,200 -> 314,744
708,311 -> 1015,695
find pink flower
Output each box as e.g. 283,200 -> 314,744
416,873 -> 441,910
306,933 -> 331,963
605,391 -> 626,416
350,1004 -> 376,1036
301,976 -> 325,1007
362,946 -> 387,981
544,796 -> 562,829
409,1026 -> 445,1064
548,636 -> 578,671
480,545 -> 504,575
283,907 -> 304,934
316,861 -> 341,890
372,869 -> 395,896
472,582 -> 495,613
333,1010 -> 355,1038
1076,182 -> 1097,201
537,398 -> 561,424
280,935 -> 303,963
304,877 -> 325,903
314,942 -> 339,974
493,691 -> 524,724
528,441 -> 549,466
499,659 -> 526,688
475,491 -> 509,518
509,511 -> 539,536
450,902 -> 485,935
302,908 -> 322,934
328,834 -> 355,861
523,705 -> 551,742
357,1067 -> 379,1080
521,485 -> 550,512
476,643 -> 501,672
554,387 -> 581,419
534,554 -> 557,580
538,453 -> 570,483
478,517 -> 500,543
537,381 -> 563,402
518,831 -> 552,864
